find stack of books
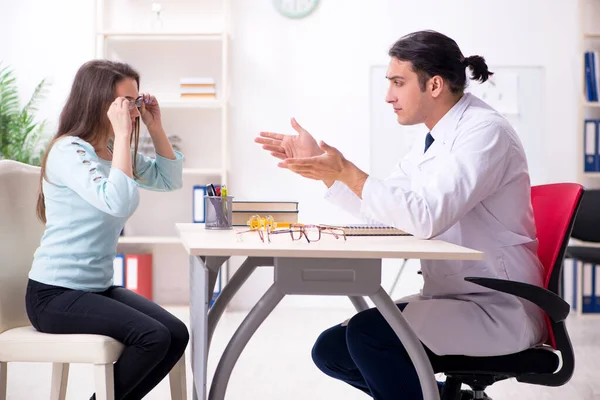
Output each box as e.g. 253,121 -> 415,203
231,200 -> 299,226
179,77 -> 216,100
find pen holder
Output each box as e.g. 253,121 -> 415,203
204,196 -> 233,230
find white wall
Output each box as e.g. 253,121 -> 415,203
0,0 -> 96,133
0,0 -> 581,309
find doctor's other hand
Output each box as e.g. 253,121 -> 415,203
255,118 -> 323,160
278,140 -> 350,182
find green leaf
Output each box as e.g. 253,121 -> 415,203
0,62 -> 50,166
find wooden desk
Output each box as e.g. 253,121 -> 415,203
176,223 -> 484,400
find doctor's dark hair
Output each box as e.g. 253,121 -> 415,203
388,30 -> 493,94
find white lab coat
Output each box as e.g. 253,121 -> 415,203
325,93 -> 547,356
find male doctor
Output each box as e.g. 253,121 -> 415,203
255,30 -> 546,400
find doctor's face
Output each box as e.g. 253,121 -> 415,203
385,58 -> 430,126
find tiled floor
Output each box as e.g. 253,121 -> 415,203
5,306 -> 600,399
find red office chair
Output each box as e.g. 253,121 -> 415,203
432,183 -> 584,400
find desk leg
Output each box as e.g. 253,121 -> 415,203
369,286 -> 440,400
208,257 -> 274,349
190,256 -> 228,400
208,284 -> 285,400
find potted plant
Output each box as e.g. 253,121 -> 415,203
0,63 -> 49,166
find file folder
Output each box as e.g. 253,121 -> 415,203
193,185 -> 207,223
113,254 -> 125,287
596,265 -> 600,312
210,268 -> 222,308
584,120 -> 598,172
125,254 -> 153,300
583,262 -> 594,313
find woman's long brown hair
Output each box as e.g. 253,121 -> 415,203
36,60 -> 142,223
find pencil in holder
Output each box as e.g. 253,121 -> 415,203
204,195 -> 233,229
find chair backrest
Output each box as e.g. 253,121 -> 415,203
0,160 -> 45,334
569,189 -> 600,242
531,183 -> 583,349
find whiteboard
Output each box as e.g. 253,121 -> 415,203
369,65 -> 546,184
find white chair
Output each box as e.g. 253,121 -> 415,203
0,160 -> 187,400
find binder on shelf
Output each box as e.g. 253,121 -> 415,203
193,185 -> 207,223
584,119 -> 598,172
562,258 -> 576,310
586,52 -> 593,101
125,254 -> 153,300
583,262 -> 594,313
113,254 -> 125,287
210,269 -> 222,308
585,52 -> 597,102
592,51 -> 600,101
595,265 -> 600,312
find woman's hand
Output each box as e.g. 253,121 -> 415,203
139,92 -> 163,133
107,97 -> 132,138
255,118 -> 323,160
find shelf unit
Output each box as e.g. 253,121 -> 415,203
95,0 -> 230,304
579,0 -> 600,184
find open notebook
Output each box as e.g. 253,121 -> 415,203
341,224 -> 410,236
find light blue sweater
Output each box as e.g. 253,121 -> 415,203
29,136 -> 183,291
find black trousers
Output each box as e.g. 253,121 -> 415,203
311,303 -> 446,400
25,279 -> 189,400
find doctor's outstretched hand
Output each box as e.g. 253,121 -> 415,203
278,140 -> 351,182
255,118 -> 323,160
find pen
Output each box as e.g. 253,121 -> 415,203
220,185 -> 228,221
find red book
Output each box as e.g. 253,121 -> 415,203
125,254 -> 153,300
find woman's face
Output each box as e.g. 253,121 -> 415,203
114,77 -> 141,127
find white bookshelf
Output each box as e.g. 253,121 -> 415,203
118,236 -> 180,244
580,0 -> 600,183
95,0 -> 230,305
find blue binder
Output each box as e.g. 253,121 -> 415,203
585,52 -> 594,101
210,268 -> 222,308
193,185 -> 207,223
591,52 -> 599,101
584,120 -> 598,172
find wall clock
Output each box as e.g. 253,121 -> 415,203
273,0 -> 319,19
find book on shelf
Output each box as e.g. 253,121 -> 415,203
180,92 -> 217,99
180,86 -> 216,94
231,200 -> 299,212
180,77 -> 216,99
180,77 -> 215,86
339,224 -> 410,236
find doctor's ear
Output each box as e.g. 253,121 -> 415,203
429,76 -> 444,97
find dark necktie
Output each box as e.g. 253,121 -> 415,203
424,132 -> 435,153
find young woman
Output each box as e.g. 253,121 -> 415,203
26,59 -> 189,400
